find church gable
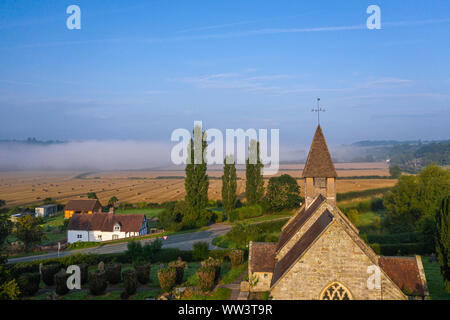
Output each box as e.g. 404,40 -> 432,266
270,219 -> 407,300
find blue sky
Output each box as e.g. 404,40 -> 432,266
0,0 -> 449,145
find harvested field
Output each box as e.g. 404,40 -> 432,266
0,162 -> 395,207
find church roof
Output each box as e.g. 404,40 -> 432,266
249,242 -> 277,273
276,194 -> 326,253
379,256 -> 428,297
302,125 -> 337,178
271,210 -> 334,287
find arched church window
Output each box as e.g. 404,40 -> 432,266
320,282 -> 352,300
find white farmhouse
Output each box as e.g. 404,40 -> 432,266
67,212 -> 148,243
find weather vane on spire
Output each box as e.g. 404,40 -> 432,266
312,98 -> 325,125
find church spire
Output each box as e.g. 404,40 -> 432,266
303,125 -> 337,178
303,125 -> 337,208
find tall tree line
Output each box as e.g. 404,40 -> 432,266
245,140 -> 264,205
184,125 -> 209,228
222,155 -> 237,217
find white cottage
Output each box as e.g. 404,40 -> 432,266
67,212 -> 147,243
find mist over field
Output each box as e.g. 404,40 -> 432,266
0,140 -> 368,171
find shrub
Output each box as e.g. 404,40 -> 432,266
41,264 -> 60,286
157,267 -> 176,292
369,243 -> 381,255
234,205 -> 263,220
122,270 -> 137,295
193,242 -> 209,260
229,250 -> 244,267
54,269 -> 70,295
105,262 -> 122,284
196,267 -> 215,292
79,263 -> 89,284
201,257 -> 222,283
17,272 -> 40,296
89,270 -> 107,296
347,209 -> 359,225
134,264 -> 150,285
168,259 -> 187,284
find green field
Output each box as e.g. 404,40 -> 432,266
115,208 -> 164,218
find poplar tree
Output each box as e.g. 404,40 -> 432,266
183,125 -> 209,228
222,155 -> 237,217
245,140 -> 264,205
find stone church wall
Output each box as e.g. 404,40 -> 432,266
271,221 -> 406,300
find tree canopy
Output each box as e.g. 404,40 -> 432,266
264,174 -> 302,212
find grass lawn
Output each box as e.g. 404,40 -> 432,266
421,257 -> 450,300
186,287 -> 232,300
115,208 -> 164,218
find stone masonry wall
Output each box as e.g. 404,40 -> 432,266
270,221 -> 406,300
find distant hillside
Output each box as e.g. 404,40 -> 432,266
0,137 -> 65,145
351,140 -> 450,173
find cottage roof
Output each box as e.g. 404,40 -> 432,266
302,125 -> 337,178
68,213 -> 145,233
65,199 -> 102,211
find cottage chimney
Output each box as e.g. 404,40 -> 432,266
109,206 -> 115,214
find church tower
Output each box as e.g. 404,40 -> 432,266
303,125 -> 337,208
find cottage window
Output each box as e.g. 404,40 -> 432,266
77,234 -> 82,239
320,282 -> 352,300
112,234 -> 119,240
98,235 -> 102,240
114,224 -> 121,231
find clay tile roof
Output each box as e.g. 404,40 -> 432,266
68,213 -> 145,233
302,125 -> 337,178
250,242 -> 277,273
272,210 -> 333,287
65,199 -> 102,211
276,194 -> 326,252
379,256 -> 427,296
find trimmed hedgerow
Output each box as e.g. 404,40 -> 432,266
158,267 -> 177,292
89,270 -> 107,295
196,266 -> 215,292
229,250 -> 244,267
134,264 -> 150,285
168,259 -> 187,284
105,262 -> 122,284
201,257 -> 222,283
17,272 -> 40,297
122,269 -> 138,295
54,269 -> 70,295
79,263 -> 89,284
41,264 -> 60,286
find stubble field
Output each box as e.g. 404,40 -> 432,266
0,162 -> 396,207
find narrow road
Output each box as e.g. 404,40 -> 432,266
7,223 -> 232,264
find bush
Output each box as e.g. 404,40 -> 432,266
105,263 -> 122,284
201,257 -> 221,283
122,270 -> 137,295
369,243 -> 381,255
89,270 -> 107,295
17,272 -> 40,296
229,250 -> 244,267
135,264 -> 150,285
79,263 -> 89,285
347,209 -> 359,225
158,268 -> 177,292
378,242 -> 428,256
168,259 -> 187,284
54,269 -> 70,295
41,264 -> 60,286
234,205 -> 263,220
196,267 -> 215,292
193,242 -> 210,260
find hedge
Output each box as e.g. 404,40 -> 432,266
337,187 -> 392,201
233,205 -> 263,221
366,232 -> 421,244
377,242 -> 430,256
